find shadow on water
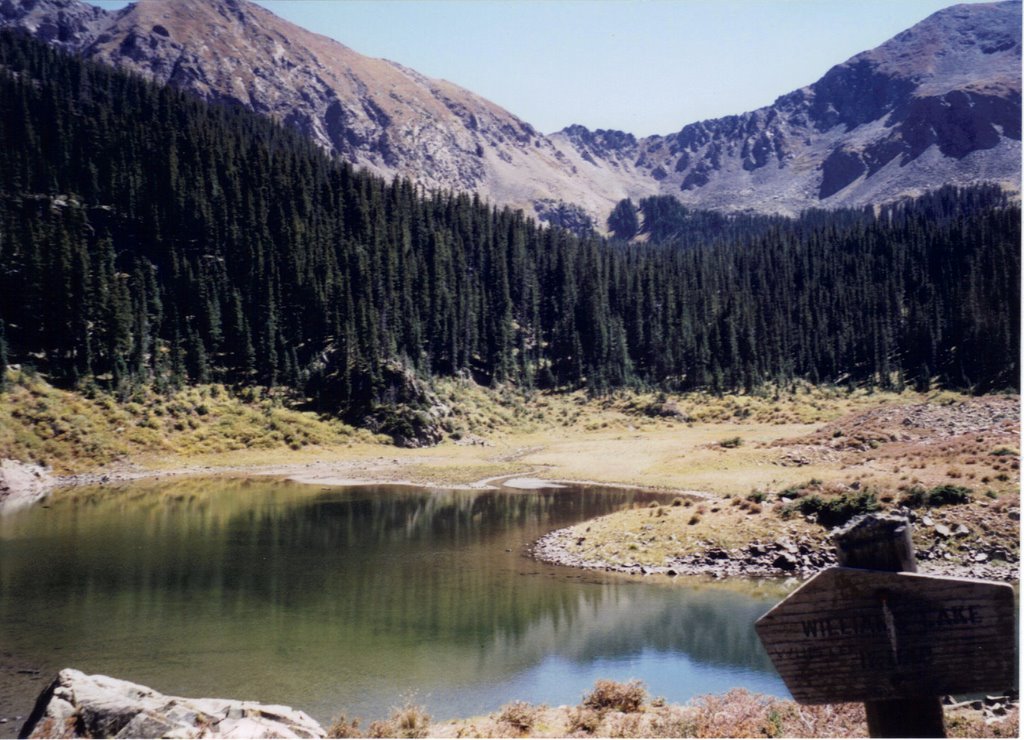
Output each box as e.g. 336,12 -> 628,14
0,479 -> 788,726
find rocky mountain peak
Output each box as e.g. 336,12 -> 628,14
558,0 -> 1020,214
2,0 -> 627,225
861,1 -> 1021,91
0,0 -> 1018,223
0,0 -> 111,50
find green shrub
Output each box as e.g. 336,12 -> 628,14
927,484 -> 973,506
900,485 -> 972,508
719,436 -> 743,449
783,491 -> 879,528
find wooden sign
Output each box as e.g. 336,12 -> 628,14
755,567 -> 1016,705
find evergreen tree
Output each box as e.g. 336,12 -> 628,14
0,28 -> 1016,419
608,198 -> 639,240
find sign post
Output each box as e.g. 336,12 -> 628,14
755,514 -> 1016,738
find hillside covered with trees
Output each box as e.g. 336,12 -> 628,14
0,31 -> 1018,430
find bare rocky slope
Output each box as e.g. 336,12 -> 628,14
1,0 -> 1020,225
553,0 -> 1022,216
0,0 -> 627,228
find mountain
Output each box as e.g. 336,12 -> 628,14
0,0 -> 635,229
0,0 -> 1020,224
553,0 -> 1022,215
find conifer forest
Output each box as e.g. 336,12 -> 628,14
0,31 -> 1019,422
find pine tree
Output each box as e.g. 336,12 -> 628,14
608,198 -> 639,240
0,29 -> 1016,413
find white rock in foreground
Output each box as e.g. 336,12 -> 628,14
22,669 -> 325,739
0,458 -> 53,513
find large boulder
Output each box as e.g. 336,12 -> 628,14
0,459 -> 53,513
21,669 -> 325,739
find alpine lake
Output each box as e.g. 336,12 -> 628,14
0,478 -> 790,734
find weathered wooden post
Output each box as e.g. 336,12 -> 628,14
756,513 -> 1016,739
832,514 -> 945,738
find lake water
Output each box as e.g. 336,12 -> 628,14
0,478 -> 789,732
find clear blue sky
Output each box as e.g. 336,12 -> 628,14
87,0 -> 994,137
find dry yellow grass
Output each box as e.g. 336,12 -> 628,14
421,680 -> 1017,738
563,498 -> 820,566
1,370 -> 1017,545
0,370 -> 381,474
536,391 -> 1020,576
507,422 -> 822,493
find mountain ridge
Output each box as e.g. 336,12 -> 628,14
553,1 -> 1021,215
0,0 -> 1019,224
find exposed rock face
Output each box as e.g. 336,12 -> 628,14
554,1 -> 1022,216
0,0 -> 635,225
0,0 -> 108,51
357,361 -> 451,448
21,668 -> 325,739
0,0 -> 1018,223
307,355 -> 450,447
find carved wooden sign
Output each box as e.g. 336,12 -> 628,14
755,567 -> 1016,705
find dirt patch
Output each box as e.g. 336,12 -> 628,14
770,396 -> 1019,493
790,396 -> 1018,449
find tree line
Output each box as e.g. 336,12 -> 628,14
0,31 -> 1017,415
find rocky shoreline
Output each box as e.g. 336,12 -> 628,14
532,527 -> 838,579
531,512 -> 1020,583
5,451 -> 1016,586
8,453 -> 1014,585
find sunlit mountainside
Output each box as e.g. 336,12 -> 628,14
2,0 -> 1019,228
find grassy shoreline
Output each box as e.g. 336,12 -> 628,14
3,372 -> 1019,582
0,368 -> 965,475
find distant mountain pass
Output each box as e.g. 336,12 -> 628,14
2,0 -> 1019,223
